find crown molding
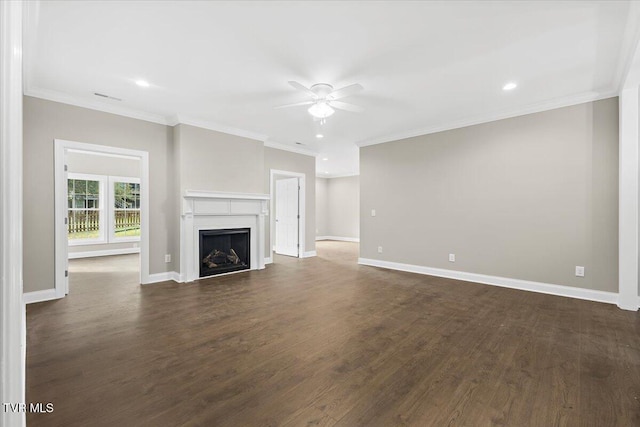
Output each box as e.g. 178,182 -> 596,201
264,139 -> 317,157
24,86 -> 169,125
317,172 -> 360,179
356,90 -> 618,148
25,86 -> 618,157
173,114 -> 267,142
23,86 -> 322,158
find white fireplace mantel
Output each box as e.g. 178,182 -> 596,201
180,190 -> 270,282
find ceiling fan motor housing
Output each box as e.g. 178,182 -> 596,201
310,83 -> 334,98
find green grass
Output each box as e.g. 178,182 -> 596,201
68,230 -> 99,240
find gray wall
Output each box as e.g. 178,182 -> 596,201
360,98 -> 619,292
174,124 -> 264,194
327,175 -> 360,239
173,124 -> 265,270
24,97 -> 317,292
316,178 -> 329,236
264,147 -> 316,256
67,151 -> 139,177
23,96 -> 176,292
67,151 -> 140,256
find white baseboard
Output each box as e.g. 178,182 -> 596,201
264,257 -> 273,265
316,236 -> 360,242
358,258 -> 619,306
23,289 -> 61,304
146,271 -> 181,284
302,250 -> 317,258
68,247 -> 140,259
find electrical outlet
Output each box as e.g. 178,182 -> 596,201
165,254 -> 171,263
449,254 -> 455,262
575,266 -> 585,277
371,209 -> 376,217
378,246 -> 383,253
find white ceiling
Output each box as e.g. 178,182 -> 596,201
24,1 -> 640,177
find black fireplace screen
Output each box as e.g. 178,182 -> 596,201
199,228 -> 250,277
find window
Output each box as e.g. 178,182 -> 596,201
67,174 -> 141,245
67,174 -> 106,244
110,177 -> 141,241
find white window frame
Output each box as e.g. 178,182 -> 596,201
108,176 -> 141,243
67,173 -> 107,246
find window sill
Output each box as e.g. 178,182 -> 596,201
68,239 -> 107,247
111,237 -> 141,243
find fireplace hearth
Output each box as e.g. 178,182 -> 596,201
199,228 -> 250,277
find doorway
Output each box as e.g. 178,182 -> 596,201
54,139 -> 150,298
269,169 -> 306,262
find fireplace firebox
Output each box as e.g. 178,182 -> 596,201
199,228 -> 250,277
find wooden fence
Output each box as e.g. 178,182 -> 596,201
67,210 -> 140,236
68,210 -> 100,235
114,210 -> 141,233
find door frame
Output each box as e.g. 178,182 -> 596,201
1,0 -> 26,424
54,139 -> 150,298
269,169 -> 305,261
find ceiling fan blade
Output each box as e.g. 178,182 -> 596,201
330,100 -> 364,113
288,81 -> 318,99
328,83 -> 363,100
274,100 -> 314,109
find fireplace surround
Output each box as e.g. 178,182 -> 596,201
180,191 -> 269,282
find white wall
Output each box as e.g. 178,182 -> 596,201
316,177 -> 329,236
316,175 -> 360,240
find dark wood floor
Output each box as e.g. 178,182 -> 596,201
27,241 -> 640,426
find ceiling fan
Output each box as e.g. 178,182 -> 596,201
276,81 -> 364,119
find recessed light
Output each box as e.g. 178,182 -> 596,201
136,80 -> 150,88
502,82 -> 517,91
316,134 -> 324,139
322,157 -> 328,161
324,171 -> 329,174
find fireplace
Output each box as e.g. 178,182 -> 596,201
199,228 -> 250,277
180,190 -> 269,282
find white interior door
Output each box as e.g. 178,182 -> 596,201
275,177 -> 299,257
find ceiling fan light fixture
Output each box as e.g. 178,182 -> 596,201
308,102 -> 335,119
